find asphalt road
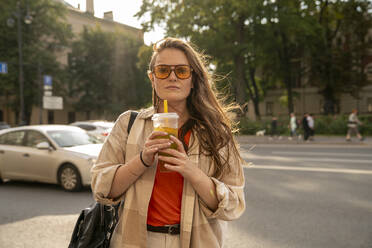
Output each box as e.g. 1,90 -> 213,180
226,143 -> 372,248
0,143 -> 371,248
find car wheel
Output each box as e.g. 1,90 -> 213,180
58,164 -> 82,191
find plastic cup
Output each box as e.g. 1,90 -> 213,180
152,113 -> 179,172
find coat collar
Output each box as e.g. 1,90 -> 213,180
138,106 -> 156,119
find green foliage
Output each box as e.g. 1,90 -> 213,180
136,0 -> 271,118
238,118 -> 267,135
0,0 -> 72,124
308,0 -> 372,114
238,116 -> 289,135
137,0 -> 372,118
68,26 -> 151,118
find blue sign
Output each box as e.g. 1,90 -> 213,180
0,62 -> 7,74
44,75 -> 52,86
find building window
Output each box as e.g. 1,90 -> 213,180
266,102 -> 273,115
48,111 -> 54,124
368,98 -> 372,113
68,112 -> 76,123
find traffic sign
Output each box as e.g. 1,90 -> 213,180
43,75 -> 52,86
43,96 -> 63,110
0,62 -> 8,74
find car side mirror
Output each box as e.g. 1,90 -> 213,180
36,141 -> 51,150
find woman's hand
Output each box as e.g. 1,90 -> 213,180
157,135 -> 197,179
142,131 -> 173,167
159,135 -> 218,210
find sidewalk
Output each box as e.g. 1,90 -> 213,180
236,135 -> 372,146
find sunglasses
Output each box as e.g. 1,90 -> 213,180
153,65 -> 193,79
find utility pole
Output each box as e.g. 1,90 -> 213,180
16,1 -> 25,125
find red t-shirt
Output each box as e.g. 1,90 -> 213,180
147,130 -> 191,226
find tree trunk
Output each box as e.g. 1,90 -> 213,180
278,32 -> 294,114
248,67 -> 261,120
234,55 -> 248,107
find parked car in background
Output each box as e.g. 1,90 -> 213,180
0,122 -> 10,130
70,121 -> 114,142
0,125 -> 102,191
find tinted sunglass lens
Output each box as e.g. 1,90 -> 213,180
175,66 -> 190,79
155,66 -> 171,79
154,65 -> 191,79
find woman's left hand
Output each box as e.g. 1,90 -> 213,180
157,135 -> 196,179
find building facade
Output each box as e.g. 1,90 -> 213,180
0,0 -> 143,126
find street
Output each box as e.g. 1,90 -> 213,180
1,142 -> 372,248
226,143 -> 372,248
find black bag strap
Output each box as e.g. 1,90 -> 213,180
127,111 -> 138,134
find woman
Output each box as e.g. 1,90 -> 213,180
346,109 -> 363,141
91,37 -> 245,248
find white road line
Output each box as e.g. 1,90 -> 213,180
241,153 -> 372,164
272,151 -> 372,158
244,164 -> 372,175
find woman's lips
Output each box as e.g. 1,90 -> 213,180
165,86 -> 180,90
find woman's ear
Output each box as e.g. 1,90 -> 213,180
148,71 -> 154,87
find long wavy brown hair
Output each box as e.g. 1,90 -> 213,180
149,37 -> 242,179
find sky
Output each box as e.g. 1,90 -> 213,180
63,0 -> 165,45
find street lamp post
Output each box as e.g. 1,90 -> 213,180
16,1 -> 25,125
7,1 -> 33,125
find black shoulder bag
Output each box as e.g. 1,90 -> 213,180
68,111 -> 138,248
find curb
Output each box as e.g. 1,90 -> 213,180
236,135 -> 372,146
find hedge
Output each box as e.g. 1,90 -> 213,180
237,114 -> 372,136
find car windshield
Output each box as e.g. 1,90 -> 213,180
47,130 -> 102,147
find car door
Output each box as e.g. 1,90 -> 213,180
21,130 -> 59,182
0,130 -> 28,179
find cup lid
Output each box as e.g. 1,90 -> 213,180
152,113 -> 179,120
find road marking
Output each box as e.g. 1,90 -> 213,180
272,151 -> 372,158
242,153 -> 372,164
244,164 -> 372,175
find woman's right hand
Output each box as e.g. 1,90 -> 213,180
141,131 -> 173,167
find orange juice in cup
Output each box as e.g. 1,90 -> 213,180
152,113 -> 179,172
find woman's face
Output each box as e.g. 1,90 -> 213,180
149,48 -> 193,104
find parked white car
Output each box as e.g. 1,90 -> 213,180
0,125 -> 102,191
70,121 -> 114,142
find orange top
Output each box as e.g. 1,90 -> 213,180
147,130 -> 191,226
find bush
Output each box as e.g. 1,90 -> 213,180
238,117 -> 289,135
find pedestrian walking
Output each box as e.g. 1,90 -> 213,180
302,113 -> 311,141
271,116 -> 278,138
288,113 -> 297,140
307,113 -> 315,141
91,37 -> 245,248
346,109 -> 364,141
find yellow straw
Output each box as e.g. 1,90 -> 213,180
164,100 -> 168,113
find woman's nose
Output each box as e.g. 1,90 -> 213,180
168,69 -> 177,80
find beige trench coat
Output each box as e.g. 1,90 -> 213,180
91,107 -> 246,248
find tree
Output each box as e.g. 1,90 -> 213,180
137,0 -> 268,119
0,0 -> 72,124
68,25 -> 116,119
136,0 -> 372,117
256,0 -> 319,114
308,0 -> 372,114
68,26 -> 151,118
